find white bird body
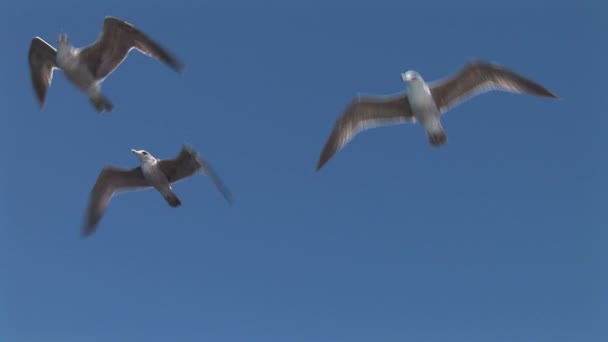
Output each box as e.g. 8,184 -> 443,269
132,150 -> 179,207
55,39 -> 77,70
404,74 -> 444,137
55,36 -> 102,100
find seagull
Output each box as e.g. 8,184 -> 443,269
316,60 -> 559,171
82,146 -> 232,237
28,16 -> 184,113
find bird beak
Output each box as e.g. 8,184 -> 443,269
130,149 -> 139,155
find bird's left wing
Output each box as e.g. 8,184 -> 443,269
79,16 -> 184,81
430,61 -> 558,114
158,146 -> 233,204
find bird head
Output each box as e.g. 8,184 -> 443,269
401,70 -> 422,83
131,149 -> 155,162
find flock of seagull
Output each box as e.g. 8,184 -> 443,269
28,16 -> 559,238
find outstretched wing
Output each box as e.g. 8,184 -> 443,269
28,37 -> 57,108
158,146 -> 233,204
316,94 -> 415,171
430,61 -> 558,114
79,16 -> 184,81
82,166 -> 149,237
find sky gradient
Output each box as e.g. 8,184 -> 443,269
1,1 -> 606,341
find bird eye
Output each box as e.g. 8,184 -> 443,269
142,151 -> 148,155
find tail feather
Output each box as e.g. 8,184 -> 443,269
427,129 -> 448,147
164,192 -> 182,208
90,94 -> 114,113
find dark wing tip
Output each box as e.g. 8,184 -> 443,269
539,89 -> 559,99
316,135 -> 338,172
192,150 -> 234,205
548,86 -> 560,98
30,77 -> 47,107
171,59 -> 186,74
145,42 -> 185,74
513,75 -> 559,99
316,125 -> 336,171
30,84 -> 47,109
80,219 -> 96,239
120,18 -> 185,74
514,76 -> 559,99
315,100 -> 359,173
472,60 -> 560,99
221,187 -> 234,205
80,213 -> 98,238
316,153 -> 330,172
80,226 -> 95,238
160,55 -> 185,74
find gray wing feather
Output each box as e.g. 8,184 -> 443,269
82,166 -> 149,237
316,94 -> 415,171
79,16 -> 184,81
28,37 -> 57,108
430,61 -> 558,113
158,146 -> 233,204
197,155 -> 234,205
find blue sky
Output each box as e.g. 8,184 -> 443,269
1,1 -> 606,341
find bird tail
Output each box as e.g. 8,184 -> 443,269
163,191 -> 182,208
427,128 -> 448,147
90,94 -> 114,113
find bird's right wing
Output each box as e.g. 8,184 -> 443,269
316,94 -> 415,171
82,166 -> 149,237
28,37 -> 57,108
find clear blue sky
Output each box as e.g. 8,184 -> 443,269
1,1 -> 606,341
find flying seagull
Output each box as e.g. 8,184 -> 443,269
28,16 -> 184,113
82,146 -> 232,237
316,60 -> 558,171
